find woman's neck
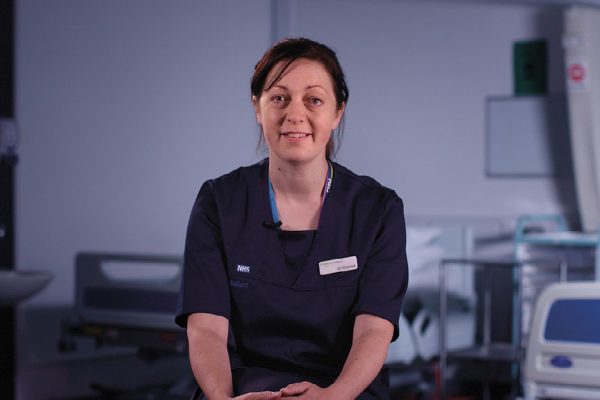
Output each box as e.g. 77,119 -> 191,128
268,156 -> 328,201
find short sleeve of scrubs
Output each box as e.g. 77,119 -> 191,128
175,180 -> 230,328
352,192 -> 408,341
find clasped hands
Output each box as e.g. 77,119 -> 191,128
233,381 -> 336,400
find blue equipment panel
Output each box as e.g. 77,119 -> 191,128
544,299 -> 600,344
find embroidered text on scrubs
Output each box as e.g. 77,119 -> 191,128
230,280 -> 249,288
236,264 -> 251,273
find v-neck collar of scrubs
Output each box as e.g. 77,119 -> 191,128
263,159 -> 335,287
277,229 -> 317,284
267,160 -> 333,226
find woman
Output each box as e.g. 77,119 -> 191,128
176,38 -> 408,400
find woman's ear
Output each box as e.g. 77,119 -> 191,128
252,95 -> 261,124
332,102 -> 346,130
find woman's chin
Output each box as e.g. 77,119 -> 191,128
269,148 -> 327,166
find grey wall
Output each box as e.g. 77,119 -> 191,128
16,1 -> 272,398
15,0 -> 577,398
17,0 -> 271,305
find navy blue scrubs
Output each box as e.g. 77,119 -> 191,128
176,159 -> 408,399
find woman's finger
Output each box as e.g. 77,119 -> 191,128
280,381 -> 312,396
237,390 -> 281,400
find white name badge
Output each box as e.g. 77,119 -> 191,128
319,256 -> 358,276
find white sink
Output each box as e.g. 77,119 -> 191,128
0,270 -> 53,306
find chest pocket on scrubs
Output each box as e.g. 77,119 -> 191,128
317,256 -> 361,290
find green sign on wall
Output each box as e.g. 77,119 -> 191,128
513,40 -> 547,96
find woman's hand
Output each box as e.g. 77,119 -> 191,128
279,382 -> 334,399
234,391 -> 281,400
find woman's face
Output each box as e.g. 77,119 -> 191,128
254,58 -> 345,165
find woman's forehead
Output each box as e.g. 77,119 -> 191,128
265,58 -> 334,92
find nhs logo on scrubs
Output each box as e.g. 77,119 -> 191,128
236,264 -> 251,273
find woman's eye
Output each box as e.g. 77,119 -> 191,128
272,95 -> 287,104
308,97 -> 323,106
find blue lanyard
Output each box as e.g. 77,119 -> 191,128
268,161 -> 333,226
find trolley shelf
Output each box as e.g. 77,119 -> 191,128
447,343 -> 521,362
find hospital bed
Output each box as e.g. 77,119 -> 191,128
62,253 -> 186,351
524,281 -> 600,400
73,252 -> 183,330
386,223 -> 477,366
60,252 -> 192,399
385,223 -> 479,397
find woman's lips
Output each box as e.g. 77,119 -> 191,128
281,132 -> 311,139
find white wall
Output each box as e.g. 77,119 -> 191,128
292,0 -> 572,217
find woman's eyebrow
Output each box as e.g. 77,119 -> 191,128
306,84 -> 329,92
270,84 -> 329,92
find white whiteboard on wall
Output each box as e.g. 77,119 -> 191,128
486,95 -> 570,177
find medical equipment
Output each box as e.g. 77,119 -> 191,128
524,281 -> 600,400
515,215 -> 599,350
61,252 -> 192,399
64,253 -> 187,353
412,304 -> 475,361
386,314 -> 418,364
405,224 -> 477,361
564,6 -> 600,232
74,252 -> 182,330
385,223 -> 479,398
439,258 -> 523,400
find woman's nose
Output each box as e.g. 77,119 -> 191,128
285,99 -> 305,124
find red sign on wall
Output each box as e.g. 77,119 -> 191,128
567,61 -> 588,91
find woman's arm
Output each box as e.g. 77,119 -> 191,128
187,313 -> 234,400
187,313 -> 281,400
329,314 -> 394,398
281,313 -> 393,399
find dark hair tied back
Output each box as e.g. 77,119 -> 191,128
251,38 -> 349,159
